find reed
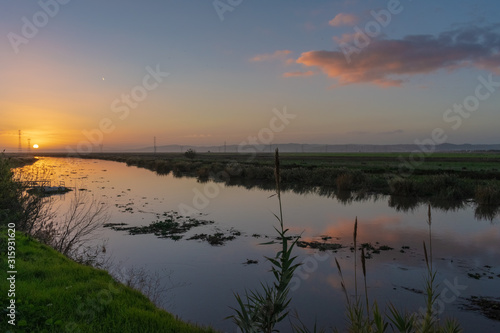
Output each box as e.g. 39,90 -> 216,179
334,208 -> 462,332
475,185 -> 500,206
228,149 -> 301,333
228,151 -> 462,332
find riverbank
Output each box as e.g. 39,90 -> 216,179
1,154 -> 38,168
1,155 -> 216,332
0,231 -> 215,333
37,152 -> 500,207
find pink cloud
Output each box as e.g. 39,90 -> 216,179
329,13 -> 359,27
250,50 -> 293,62
283,70 -> 316,78
297,25 -> 500,87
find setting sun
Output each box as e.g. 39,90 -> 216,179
33,144 -> 39,149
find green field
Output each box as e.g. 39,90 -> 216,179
31,151 -> 500,206
35,151 -> 500,171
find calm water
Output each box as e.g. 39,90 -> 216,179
19,157 -> 500,332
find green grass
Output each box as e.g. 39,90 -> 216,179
0,231 -> 216,333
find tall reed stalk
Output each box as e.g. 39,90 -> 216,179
335,206 -> 462,333
228,149 -> 300,333
354,217 -> 358,299
229,156 -> 462,333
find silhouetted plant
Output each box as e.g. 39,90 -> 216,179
334,206 -> 462,333
184,148 -> 197,159
228,149 -> 301,333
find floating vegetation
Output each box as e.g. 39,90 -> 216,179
103,223 -> 128,229
297,240 -> 343,252
348,242 -> 394,258
113,212 -> 213,237
188,232 -> 236,246
188,228 -> 241,246
243,259 -> 259,265
105,211 -> 241,245
401,286 -> 424,295
468,272 -> 482,280
462,296 -> 500,321
466,265 -> 498,280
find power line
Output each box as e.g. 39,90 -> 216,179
18,130 -> 22,153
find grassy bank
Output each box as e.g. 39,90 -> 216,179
0,231 -> 215,333
39,152 -> 500,206
0,155 -> 38,168
1,155 -> 216,333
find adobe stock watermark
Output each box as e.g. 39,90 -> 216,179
238,107 -> 297,159
178,106 -> 296,216
7,0 -> 72,54
397,73 -> 500,178
213,0 -> 243,22
6,224 -> 17,326
66,64 -> 169,155
414,276 -> 467,325
336,0 -> 409,64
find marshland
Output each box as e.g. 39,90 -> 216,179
2,151 -> 499,332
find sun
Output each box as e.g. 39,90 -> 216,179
33,144 -> 39,149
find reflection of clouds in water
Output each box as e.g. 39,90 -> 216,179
291,215 -> 403,244
291,211 -> 500,270
470,228 -> 500,255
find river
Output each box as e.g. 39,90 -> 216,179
17,157 -> 500,332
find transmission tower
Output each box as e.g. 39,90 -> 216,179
27,138 -> 31,153
18,130 -> 22,153
154,137 -> 157,155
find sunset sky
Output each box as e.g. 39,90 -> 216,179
1,0 -> 499,152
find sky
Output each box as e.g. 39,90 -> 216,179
1,0 -> 499,152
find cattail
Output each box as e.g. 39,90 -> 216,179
274,148 -> 281,198
427,204 -> 433,271
354,217 -> 358,298
423,241 -> 429,270
361,248 -> 366,278
335,257 -> 342,274
427,204 -> 432,226
335,258 -> 350,306
361,247 -> 369,317
354,217 -> 358,247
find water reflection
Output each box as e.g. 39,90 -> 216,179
475,204 -> 500,223
16,157 -> 500,332
197,169 -> 500,224
207,174 -> 500,222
